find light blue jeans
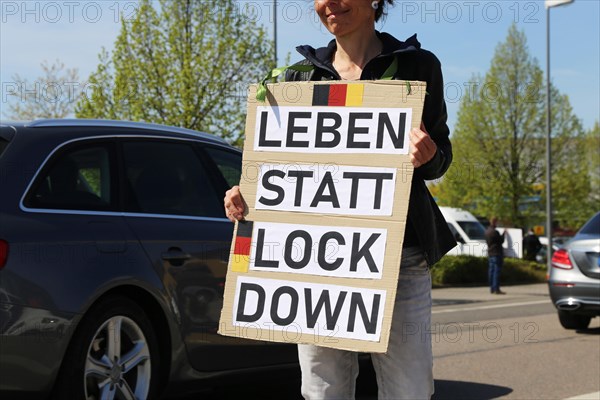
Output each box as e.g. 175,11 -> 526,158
298,247 -> 434,400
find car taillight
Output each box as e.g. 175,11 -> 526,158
551,248 -> 573,270
0,240 -> 7,269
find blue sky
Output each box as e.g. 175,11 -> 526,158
1,0 -> 598,133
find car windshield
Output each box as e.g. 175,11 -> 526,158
579,213 -> 600,235
457,221 -> 486,240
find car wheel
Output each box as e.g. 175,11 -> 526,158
52,296 -> 161,400
558,310 -> 591,330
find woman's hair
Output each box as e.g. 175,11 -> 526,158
375,0 -> 394,22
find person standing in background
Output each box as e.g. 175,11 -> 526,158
523,228 -> 542,261
485,217 -> 506,295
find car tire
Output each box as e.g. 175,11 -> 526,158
558,310 -> 591,330
52,296 -> 161,400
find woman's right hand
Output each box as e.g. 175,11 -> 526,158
224,185 -> 245,222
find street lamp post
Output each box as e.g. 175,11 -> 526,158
273,1 -> 278,66
545,0 -> 573,272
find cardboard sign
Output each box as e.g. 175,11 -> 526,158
219,80 -> 426,353
255,106 -> 412,153
247,221 -> 387,279
254,163 -> 398,215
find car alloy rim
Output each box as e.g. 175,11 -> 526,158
84,315 -> 151,400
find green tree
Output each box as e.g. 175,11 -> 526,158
437,25 -> 591,229
76,0 -> 273,145
585,121 -> 600,209
544,105 -> 597,229
3,59 -> 81,120
552,120 -> 600,229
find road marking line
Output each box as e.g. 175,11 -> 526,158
432,299 -> 550,314
564,392 -> 600,400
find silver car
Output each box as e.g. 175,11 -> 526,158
548,212 -> 600,330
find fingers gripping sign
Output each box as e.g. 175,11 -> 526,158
409,122 -> 437,169
224,185 -> 246,222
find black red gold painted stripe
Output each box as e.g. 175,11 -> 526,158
231,221 -> 253,272
312,83 -> 364,106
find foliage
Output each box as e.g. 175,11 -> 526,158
547,116 -> 598,229
430,255 -> 546,287
437,25 -> 594,230
584,122 -> 600,214
3,59 -> 81,120
76,0 -> 274,146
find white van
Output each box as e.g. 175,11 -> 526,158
440,207 -> 488,257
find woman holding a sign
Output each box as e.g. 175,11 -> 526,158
224,0 -> 455,398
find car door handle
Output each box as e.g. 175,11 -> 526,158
161,248 -> 192,265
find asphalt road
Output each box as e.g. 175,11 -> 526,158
173,283 -> 600,400
430,284 -> 600,400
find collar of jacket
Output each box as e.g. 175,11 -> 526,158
294,31 -> 421,78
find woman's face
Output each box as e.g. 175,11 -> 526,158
314,0 -> 376,37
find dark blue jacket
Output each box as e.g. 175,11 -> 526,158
285,32 -> 456,265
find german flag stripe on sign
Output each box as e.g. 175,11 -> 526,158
231,221 -> 253,272
312,84 -> 364,106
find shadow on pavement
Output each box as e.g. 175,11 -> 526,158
195,359 -> 379,400
164,364 -> 518,399
207,381 -> 303,400
432,380 -> 513,399
202,377 -> 512,400
577,326 -> 600,335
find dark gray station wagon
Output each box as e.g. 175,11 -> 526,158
0,120 -> 298,399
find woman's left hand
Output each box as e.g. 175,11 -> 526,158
410,122 -> 437,168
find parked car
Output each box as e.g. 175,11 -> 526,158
536,236 -> 567,264
548,212 -> 600,330
0,120 -> 300,399
439,207 -> 488,257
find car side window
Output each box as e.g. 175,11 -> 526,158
25,143 -> 115,211
123,140 -> 224,218
204,147 -> 242,188
579,212 -> 600,235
